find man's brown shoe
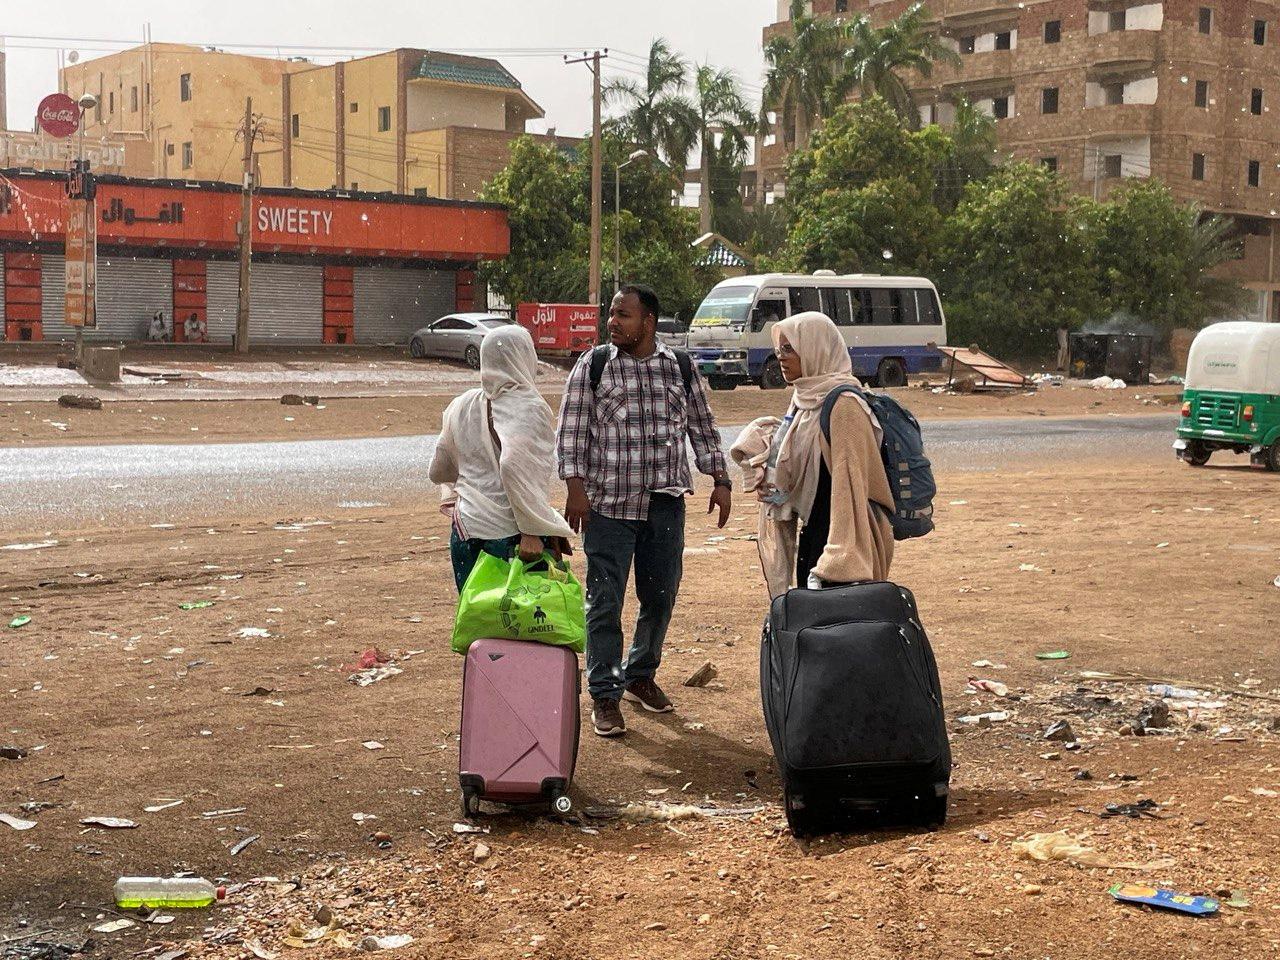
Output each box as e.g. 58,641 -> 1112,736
623,679 -> 675,714
591,698 -> 626,737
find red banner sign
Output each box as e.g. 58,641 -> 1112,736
37,94 -> 81,139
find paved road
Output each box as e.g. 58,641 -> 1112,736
0,415 -> 1179,533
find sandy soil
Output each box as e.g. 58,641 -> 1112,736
2,454 -> 1278,959
0,384 -> 1184,447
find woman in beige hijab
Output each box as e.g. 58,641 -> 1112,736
757,311 -> 895,589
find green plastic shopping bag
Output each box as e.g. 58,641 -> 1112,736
451,551 -> 586,655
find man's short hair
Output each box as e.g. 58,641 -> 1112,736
618,283 -> 661,321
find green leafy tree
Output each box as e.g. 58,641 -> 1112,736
839,3 -> 961,128
1089,179 -> 1249,332
478,135 -> 713,319
775,97 -> 946,274
602,38 -> 699,170
935,162 -> 1097,355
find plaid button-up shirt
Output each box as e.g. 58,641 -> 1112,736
556,344 -> 728,521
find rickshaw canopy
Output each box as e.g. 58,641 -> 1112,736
1185,322 -> 1280,396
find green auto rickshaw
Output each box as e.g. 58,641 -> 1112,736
1176,321 -> 1280,470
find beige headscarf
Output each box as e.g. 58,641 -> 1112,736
770,312 -> 866,523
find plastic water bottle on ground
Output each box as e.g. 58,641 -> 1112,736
114,877 -> 224,909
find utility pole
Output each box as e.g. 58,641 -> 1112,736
235,97 -> 255,353
566,50 -> 607,337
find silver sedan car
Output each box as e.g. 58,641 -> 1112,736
409,313 -> 513,368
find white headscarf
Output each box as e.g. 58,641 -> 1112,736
770,312 -> 867,523
433,324 -> 572,540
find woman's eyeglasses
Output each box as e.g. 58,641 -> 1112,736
777,342 -> 797,357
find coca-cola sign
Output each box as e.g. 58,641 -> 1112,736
37,93 -> 81,139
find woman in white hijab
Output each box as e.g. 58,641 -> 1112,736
756,311 -> 895,591
429,324 -> 574,591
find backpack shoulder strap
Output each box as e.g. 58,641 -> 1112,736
588,344 -> 611,392
673,349 -> 694,393
819,384 -> 867,443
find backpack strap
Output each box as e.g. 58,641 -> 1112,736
589,343 -> 694,393
588,344 -> 610,392
819,384 -> 867,443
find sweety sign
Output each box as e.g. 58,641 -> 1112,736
37,94 -> 81,139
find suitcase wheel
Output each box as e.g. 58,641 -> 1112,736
461,787 -> 480,820
552,795 -> 573,815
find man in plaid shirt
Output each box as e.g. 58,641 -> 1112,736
557,284 -> 732,738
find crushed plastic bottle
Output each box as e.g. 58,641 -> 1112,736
114,877 -> 225,909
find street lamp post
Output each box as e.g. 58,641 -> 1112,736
73,93 -> 97,367
613,149 -> 648,295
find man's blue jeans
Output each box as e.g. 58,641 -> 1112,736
583,493 -> 686,702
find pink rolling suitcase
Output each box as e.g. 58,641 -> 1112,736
459,638 -> 579,816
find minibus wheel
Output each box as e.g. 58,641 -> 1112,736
760,357 -> 787,390
876,358 -> 908,389
1183,441 -> 1211,467
1266,440 -> 1280,472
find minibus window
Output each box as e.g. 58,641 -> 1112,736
916,289 -> 941,326
789,287 -> 822,314
823,289 -> 856,326
898,289 -> 920,325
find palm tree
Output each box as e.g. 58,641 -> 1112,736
1185,212 -> 1251,324
762,0 -> 852,152
603,38 -> 699,170
933,97 -> 999,209
841,3 -> 961,128
693,65 -> 755,234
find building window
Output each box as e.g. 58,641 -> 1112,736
180,73 -> 192,102
993,95 -> 1010,118
350,182 -> 359,190
108,91 -> 114,114
1109,9 -> 1126,31
1247,159 -> 1260,187
1251,88 -> 1263,115
1192,153 -> 1206,180
1104,82 -> 1125,105
1195,80 -> 1209,108
131,86 -> 138,112
995,30 -> 1013,49
291,114 -> 300,137
350,101 -> 359,113
1103,154 -> 1123,178
959,35 -> 976,53
835,0 -> 848,10
1255,19 -> 1267,44
181,142 -> 193,170
1041,87 -> 1059,114
165,141 -> 174,157
1041,156 -> 1059,172
1044,19 -> 1061,42
378,106 -> 391,132
413,187 -> 431,198
1198,7 -> 1212,33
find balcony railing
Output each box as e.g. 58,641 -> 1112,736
1087,29 -> 1160,71
1083,102 -> 1157,136
929,48 -> 1014,88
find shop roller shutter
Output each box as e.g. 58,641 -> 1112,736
41,255 -> 172,341
40,254 -> 66,337
206,261 -> 239,344
205,261 -> 323,345
354,266 -> 455,345
0,260 -> 5,329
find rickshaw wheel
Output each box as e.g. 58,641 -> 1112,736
1265,440 -> 1280,473
1183,441 -> 1211,467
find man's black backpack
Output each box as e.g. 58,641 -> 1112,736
588,344 -> 694,393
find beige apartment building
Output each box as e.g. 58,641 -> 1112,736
60,43 -> 302,183
57,45 -> 571,201
764,0 -> 1280,320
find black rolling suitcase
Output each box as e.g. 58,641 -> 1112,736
760,580 -> 950,837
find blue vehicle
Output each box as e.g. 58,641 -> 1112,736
685,271 -> 948,390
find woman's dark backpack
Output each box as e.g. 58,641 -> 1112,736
820,385 -> 936,541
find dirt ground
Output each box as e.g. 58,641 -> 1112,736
3,447 -> 1279,958
0,383 -> 1184,446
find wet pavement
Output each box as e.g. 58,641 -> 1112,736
0,415 -> 1179,532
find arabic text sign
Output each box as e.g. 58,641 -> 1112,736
65,199 -> 97,329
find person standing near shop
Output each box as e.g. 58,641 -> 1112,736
557,284 -> 732,738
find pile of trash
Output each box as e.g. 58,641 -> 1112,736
1088,376 -> 1128,390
